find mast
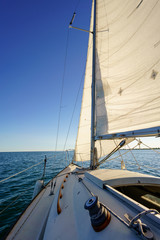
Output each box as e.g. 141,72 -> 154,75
90,0 -> 96,169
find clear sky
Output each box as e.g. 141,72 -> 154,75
0,0 -> 92,152
0,0 -> 159,152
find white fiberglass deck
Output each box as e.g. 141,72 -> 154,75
6,165 -> 160,240
85,169 -> 160,188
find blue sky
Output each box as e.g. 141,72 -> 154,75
0,0 -> 92,151
0,0 -> 159,152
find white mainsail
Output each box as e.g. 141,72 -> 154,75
75,0 -> 160,161
96,0 -> 160,135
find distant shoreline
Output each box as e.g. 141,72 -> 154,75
0,148 -> 160,153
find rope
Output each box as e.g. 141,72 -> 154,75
127,144 -> 141,169
135,138 -> 160,154
124,161 -> 160,171
110,144 -> 139,160
113,139 -> 125,168
76,174 -> 93,196
135,163 -> 160,171
130,209 -> 159,226
97,140 -> 127,167
108,142 -> 160,171
76,174 -> 130,227
0,160 -> 44,183
102,140 -> 160,171
128,209 -> 159,239
98,143 -> 139,164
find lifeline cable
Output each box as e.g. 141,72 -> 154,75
0,185 -> 34,215
0,160 -> 44,184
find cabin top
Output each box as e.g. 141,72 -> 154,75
85,169 -> 160,188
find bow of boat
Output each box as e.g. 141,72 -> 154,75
6,164 -> 160,240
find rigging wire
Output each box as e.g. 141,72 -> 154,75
105,140 -> 160,171
74,0 -> 81,12
96,140 -> 126,167
127,143 -> 141,169
135,138 -> 160,154
62,67 -> 85,152
124,160 -> 160,171
55,0 -> 82,153
104,143 -> 139,163
113,139 -> 126,169
55,0 -> 91,162
55,29 -> 70,152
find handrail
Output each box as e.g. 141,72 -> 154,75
57,175 -> 68,214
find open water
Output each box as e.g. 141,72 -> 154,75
0,150 -> 160,238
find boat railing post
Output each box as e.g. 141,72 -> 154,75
42,155 -> 47,180
65,150 -> 68,166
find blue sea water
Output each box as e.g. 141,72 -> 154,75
0,150 -> 160,238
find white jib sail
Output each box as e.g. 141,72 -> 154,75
74,1 -> 94,162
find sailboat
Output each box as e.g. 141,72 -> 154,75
6,0 -> 160,239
